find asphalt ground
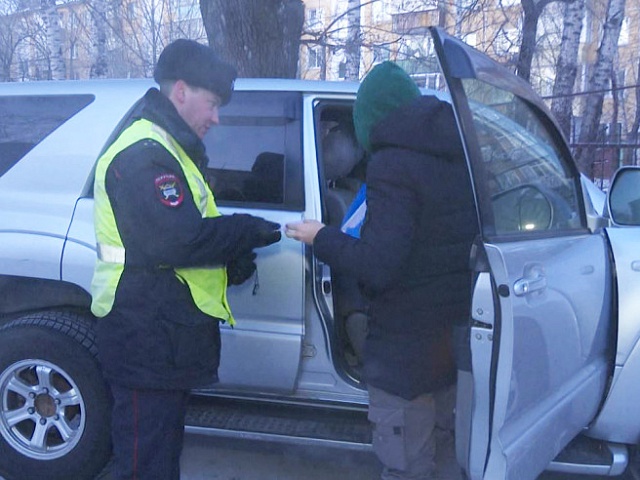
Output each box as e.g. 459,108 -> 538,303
173,431 -> 640,480
4,427 -> 638,479
2,431 -> 637,479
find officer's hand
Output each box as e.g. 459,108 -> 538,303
248,217 -> 282,248
231,214 -> 282,249
227,251 -> 257,286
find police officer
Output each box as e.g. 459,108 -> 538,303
91,39 -> 281,480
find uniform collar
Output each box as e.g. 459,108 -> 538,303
140,88 -> 209,170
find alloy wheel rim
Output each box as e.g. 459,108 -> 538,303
0,359 -> 85,459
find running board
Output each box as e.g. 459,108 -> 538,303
184,395 -> 373,452
546,435 -> 628,476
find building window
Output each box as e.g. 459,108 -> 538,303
308,48 -> 321,69
307,8 -> 323,28
373,46 -> 390,64
425,73 -> 439,90
338,61 -> 346,79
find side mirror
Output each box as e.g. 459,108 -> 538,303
493,185 -> 553,233
608,166 -> 640,226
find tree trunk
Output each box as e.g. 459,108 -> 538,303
90,0 -> 109,78
345,0 -> 361,81
550,0 -> 585,139
40,0 -> 66,80
517,0 -> 576,81
574,0 -> 626,173
200,0 -> 304,78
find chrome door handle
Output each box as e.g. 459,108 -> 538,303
513,275 -> 547,296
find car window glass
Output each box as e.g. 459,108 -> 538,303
462,79 -> 583,235
0,94 -> 94,177
203,91 -> 303,210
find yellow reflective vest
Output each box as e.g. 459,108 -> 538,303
90,118 -> 234,325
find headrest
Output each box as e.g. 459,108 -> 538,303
322,129 -> 362,181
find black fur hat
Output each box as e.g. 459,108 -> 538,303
154,39 -> 237,105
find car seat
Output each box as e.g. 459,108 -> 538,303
321,127 -> 368,364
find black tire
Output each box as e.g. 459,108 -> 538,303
0,311 -> 112,480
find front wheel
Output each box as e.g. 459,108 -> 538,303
0,312 -> 112,480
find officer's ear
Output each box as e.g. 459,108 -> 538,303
169,79 -> 189,106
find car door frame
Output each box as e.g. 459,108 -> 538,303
430,26 -> 615,480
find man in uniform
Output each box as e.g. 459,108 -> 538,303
90,39 -> 281,480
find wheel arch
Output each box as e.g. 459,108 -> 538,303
0,275 -> 91,320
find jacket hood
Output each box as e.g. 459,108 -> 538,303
369,95 -> 464,160
353,61 -> 421,153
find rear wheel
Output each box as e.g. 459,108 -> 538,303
0,311 -> 111,480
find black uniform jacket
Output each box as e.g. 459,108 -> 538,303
314,97 -> 479,400
96,89 -> 269,390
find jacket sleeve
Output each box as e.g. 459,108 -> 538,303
105,139 -> 271,268
313,149 -> 419,294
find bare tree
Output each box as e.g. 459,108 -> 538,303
0,1 -> 33,81
574,0 -> 625,173
517,0 -> 574,81
200,0 -> 304,78
90,0 -> 108,78
344,0 -> 361,80
40,0 -> 66,79
550,0 -> 585,138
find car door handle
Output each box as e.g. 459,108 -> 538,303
513,274 -> 547,296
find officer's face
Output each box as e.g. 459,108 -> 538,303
176,82 -> 222,139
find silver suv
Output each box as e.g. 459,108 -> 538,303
1,28 -> 639,480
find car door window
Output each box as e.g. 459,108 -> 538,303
462,79 -> 583,236
0,94 -> 94,177
203,91 -> 303,210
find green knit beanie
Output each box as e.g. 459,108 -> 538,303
353,61 -> 421,152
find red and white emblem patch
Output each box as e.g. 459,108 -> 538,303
155,173 -> 184,207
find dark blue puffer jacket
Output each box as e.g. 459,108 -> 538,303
314,95 -> 478,399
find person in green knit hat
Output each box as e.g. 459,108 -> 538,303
286,61 -> 478,479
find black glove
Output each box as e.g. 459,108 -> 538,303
253,220 -> 281,247
245,216 -> 281,248
230,214 -> 282,249
227,251 -> 257,286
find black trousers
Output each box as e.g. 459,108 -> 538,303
109,384 -> 190,480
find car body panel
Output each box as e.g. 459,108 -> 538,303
481,237 -> 611,479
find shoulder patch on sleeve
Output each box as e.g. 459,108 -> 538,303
155,173 -> 184,207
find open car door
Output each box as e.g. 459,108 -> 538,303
429,27 -> 614,480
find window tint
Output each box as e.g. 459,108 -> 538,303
203,91 -> 303,210
462,79 -> 583,235
0,94 -> 94,177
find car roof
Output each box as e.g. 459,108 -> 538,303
0,77 -> 361,96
